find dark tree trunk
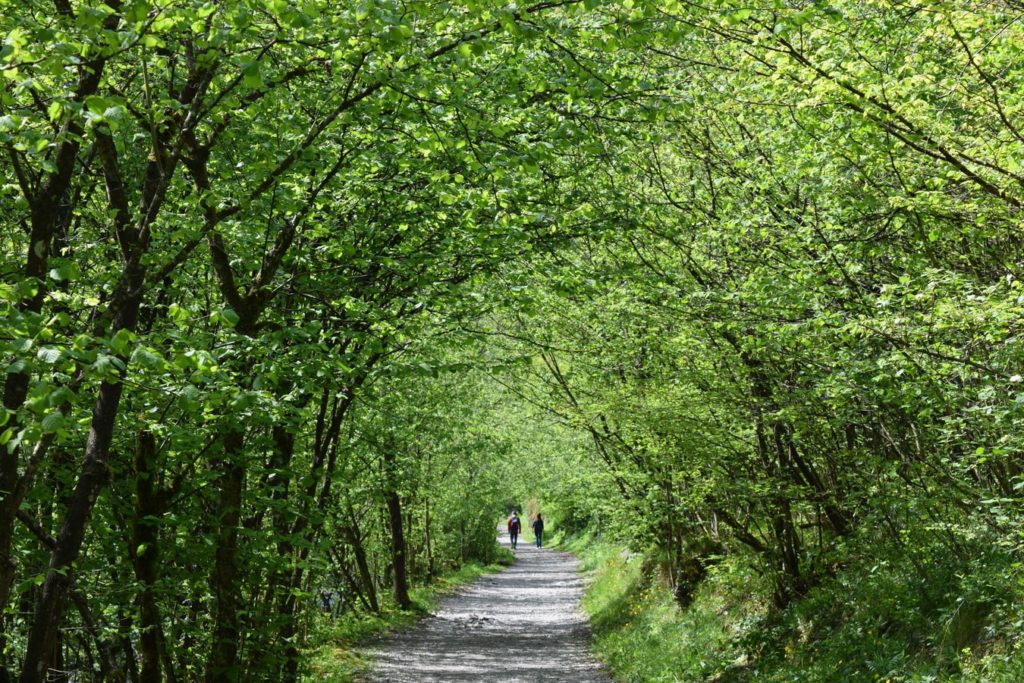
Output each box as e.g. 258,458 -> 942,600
773,423 -> 850,536
424,497 -> 434,578
341,505 -> 379,614
20,271 -> 144,683
383,449 -> 411,610
266,425 -> 298,683
386,488 -> 411,610
204,428 -> 246,683
276,378 -> 373,680
131,431 -> 167,683
0,50 -> 111,683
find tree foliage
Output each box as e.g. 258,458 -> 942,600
2,0 -> 1023,680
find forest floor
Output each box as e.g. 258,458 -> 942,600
360,529 -> 612,682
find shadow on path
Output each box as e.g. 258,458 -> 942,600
362,529 -> 611,682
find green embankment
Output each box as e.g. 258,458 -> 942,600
560,531 -> 1024,683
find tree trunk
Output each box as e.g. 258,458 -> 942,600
204,428 -> 246,683
386,489 -> 411,610
424,496 -> 434,578
20,273 -> 144,683
383,449 -> 411,610
0,55 -> 111,683
266,425 -> 298,683
341,505 -> 379,613
131,431 -> 166,683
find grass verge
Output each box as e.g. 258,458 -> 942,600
561,531 -> 763,682
561,532 -> 1024,682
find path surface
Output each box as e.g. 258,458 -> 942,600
362,530 -> 612,682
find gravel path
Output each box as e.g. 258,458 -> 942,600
362,530 -> 612,682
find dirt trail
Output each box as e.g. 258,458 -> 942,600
362,529 -> 612,682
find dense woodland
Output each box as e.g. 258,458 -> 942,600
1,0 -> 1023,681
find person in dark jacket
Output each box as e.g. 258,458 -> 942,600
507,512 -> 522,549
532,513 -> 544,548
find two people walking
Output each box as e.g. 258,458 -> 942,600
507,511 -> 544,549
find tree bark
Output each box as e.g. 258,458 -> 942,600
424,496 -> 434,578
0,39 -> 114,681
131,431 -> 167,683
265,425 -> 299,682
20,269 -> 144,683
340,504 -> 379,614
204,429 -> 246,683
383,449 -> 411,610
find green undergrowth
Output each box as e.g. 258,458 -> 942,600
561,533 -> 1024,683
302,548 -> 513,682
562,531 -> 763,681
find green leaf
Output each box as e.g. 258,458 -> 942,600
48,262 -> 80,282
221,308 -> 241,326
37,347 -> 62,364
131,347 -> 164,370
242,60 -> 263,89
728,8 -> 752,24
110,329 -> 135,355
40,411 -> 65,433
